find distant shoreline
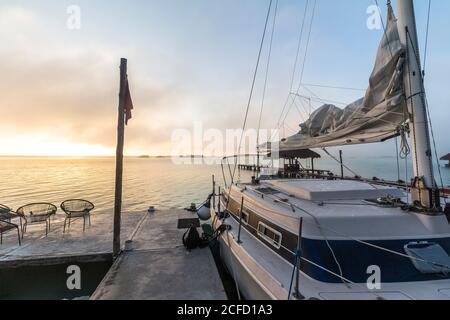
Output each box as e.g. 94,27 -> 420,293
0,155 -> 216,159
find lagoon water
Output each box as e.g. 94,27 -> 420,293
0,157 -> 449,214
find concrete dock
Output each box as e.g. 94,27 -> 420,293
91,209 -> 227,300
0,211 -> 144,267
1,208 -> 226,300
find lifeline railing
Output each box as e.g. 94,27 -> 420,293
210,175 -> 450,300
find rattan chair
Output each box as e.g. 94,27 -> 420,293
17,203 -> 57,237
0,204 -> 13,221
0,204 -> 21,245
60,200 -> 95,233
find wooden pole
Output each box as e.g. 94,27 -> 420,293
218,187 -> 221,214
113,58 -> 128,258
339,150 -> 344,179
212,175 -> 216,210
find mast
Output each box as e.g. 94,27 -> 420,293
396,0 -> 439,210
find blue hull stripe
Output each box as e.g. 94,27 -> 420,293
301,237 -> 450,283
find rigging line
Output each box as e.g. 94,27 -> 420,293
275,0 -> 310,131
395,136 -> 401,182
286,197 -> 450,271
293,0 -> 317,95
300,86 -> 348,106
231,0 -> 274,186
302,83 -> 366,92
322,148 -> 395,199
300,86 -> 404,127
423,0 -> 432,75
374,0 -> 394,59
424,95 -> 447,205
289,0 -> 310,94
279,0 -> 318,127
257,0 -> 279,144
293,99 -> 305,118
291,90 -> 349,106
221,204 -> 381,298
234,184 -> 450,270
283,122 -> 298,134
405,146 -> 410,203
275,0 -> 317,139
293,99 -> 310,119
299,256 -> 385,299
237,187 -> 346,287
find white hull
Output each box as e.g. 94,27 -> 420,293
219,237 -> 273,300
210,180 -> 450,300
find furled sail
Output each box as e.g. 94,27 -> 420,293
269,6 -> 407,152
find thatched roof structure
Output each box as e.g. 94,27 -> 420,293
268,149 -> 321,160
440,153 -> 450,161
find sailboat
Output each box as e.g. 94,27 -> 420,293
206,0 -> 450,300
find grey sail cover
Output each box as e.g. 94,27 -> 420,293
272,7 -> 407,152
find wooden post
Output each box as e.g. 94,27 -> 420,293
212,175 -> 216,211
113,58 -> 128,258
218,187 -> 221,214
339,150 -> 344,179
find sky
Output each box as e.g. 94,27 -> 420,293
1,0 -> 449,157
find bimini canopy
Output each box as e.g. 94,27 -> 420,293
266,5 -> 407,152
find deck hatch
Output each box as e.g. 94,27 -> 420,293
266,180 -> 405,201
255,187 -> 280,195
404,242 -> 450,275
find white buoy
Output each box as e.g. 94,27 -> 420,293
197,201 -> 211,221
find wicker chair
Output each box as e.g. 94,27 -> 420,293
17,203 -> 57,237
0,204 -> 21,245
0,204 -> 12,220
60,200 -> 95,233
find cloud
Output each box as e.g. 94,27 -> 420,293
0,3 -> 275,156
0,5 -> 37,27
0,5 -> 196,156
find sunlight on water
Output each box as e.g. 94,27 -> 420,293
0,157 -> 448,215
0,157 -> 252,214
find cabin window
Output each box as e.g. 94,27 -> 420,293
257,222 -> 282,249
239,211 -> 249,225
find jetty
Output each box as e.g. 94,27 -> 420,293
91,209 -> 226,300
441,153 -> 450,168
238,164 -> 263,172
0,209 -> 226,300
0,211 -> 143,268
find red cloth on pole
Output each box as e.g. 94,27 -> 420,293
125,79 -> 134,125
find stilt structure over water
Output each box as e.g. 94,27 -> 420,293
441,154 -> 450,168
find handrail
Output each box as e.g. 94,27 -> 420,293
237,197 -> 245,244
226,184 -> 450,271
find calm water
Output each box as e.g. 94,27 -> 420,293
0,157 -> 449,214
